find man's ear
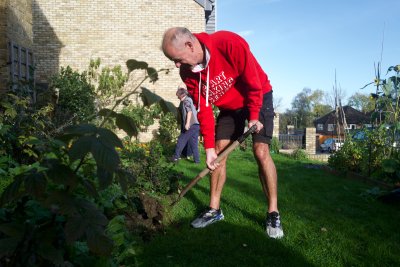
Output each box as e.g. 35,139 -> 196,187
185,41 -> 194,51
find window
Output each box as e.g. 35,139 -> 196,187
327,124 -> 334,132
8,42 -> 34,83
317,124 -> 324,131
345,124 -> 357,130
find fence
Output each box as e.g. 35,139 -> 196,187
279,134 -> 304,150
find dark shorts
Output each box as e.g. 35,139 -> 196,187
215,91 -> 275,144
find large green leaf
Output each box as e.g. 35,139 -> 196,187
65,214 -> 87,243
46,161 -> 78,189
97,128 -> 123,149
37,243 -> 64,265
115,168 -> 136,193
141,87 -> 162,106
97,167 -> 114,190
115,113 -> 138,137
24,171 -> 47,198
0,176 -> 23,205
76,199 -> 108,226
69,135 -> 94,162
45,191 -> 77,215
64,124 -> 97,136
147,67 -> 158,82
91,139 -> 120,172
86,227 -> 114,256
0,222 -> 24,237
0,237 -> 20,257
98,108 -> 118,118
126,59 -> 148,74
82,178 -> 99,198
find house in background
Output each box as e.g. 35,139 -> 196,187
0,0 -> 216,104
314,105 -> 371,144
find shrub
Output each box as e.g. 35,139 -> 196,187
290,148 -> 308,160
157,112 -> 179,147
328,140 -> 363,173
270,137 -> 281,154
50,66 -> 96,125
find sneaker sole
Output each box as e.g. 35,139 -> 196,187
191,214 -> 224,228
266,227 -> 284,239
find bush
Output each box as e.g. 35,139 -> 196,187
50,66 -> 96,125
290,148 -> 308,160
270,137 -> 281,154
157,112 -> 179,147
328,140 -> 363,173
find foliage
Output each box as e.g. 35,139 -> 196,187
120,103 -> 162,133
329,64 -> 400,186
50,66 -> 96,125
0,59 -> 175,266
270,137 -> 281,154
88,58 -> 128,109
328,140 -> 363,173
290,88 -> 332,128
347,92 -> 375,113
119,140 -> 179,195
157,111 -> 179,147
290,148 -> 308,160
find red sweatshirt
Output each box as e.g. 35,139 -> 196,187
180,31 -> 272,149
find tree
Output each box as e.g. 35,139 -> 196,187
347,92 -> 375,113
290,88 -> 332,128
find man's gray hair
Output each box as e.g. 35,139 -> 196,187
162,27 -> 195,51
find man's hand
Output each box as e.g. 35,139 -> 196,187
205,148 -> 219,171
248,120 -> 264,133
184,123 -> 190,130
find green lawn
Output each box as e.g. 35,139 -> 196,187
135,149 -> 400,267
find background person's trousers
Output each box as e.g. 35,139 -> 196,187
173,124 -> 200,163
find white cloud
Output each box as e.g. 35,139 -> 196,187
237,30 -> 254,37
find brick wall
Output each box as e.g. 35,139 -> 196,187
0,0 -> 33,92
0,0 -> 7,90
33,0 -> 205,107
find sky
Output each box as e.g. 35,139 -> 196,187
216,0 -> 400,112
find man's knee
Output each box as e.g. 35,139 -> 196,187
253,142 -> 271,159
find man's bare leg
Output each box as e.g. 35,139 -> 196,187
253,142 -> 283,238
209,139 -> 231,209
190,139 -> 230,228
253,142 -> 278,212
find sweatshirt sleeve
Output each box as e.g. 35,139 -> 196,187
226,37 -> 264,121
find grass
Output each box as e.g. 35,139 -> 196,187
135,149 -> 400,267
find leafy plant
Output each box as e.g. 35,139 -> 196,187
50,66 -> 96,125
0,59 -> 177,266
290,148 -> 308,160
328,140 -> 363,173
270,137 -> 281,154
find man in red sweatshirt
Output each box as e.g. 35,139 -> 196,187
162,27 -> 283,239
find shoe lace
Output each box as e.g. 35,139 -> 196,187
267,213 -> 280,228
201,209 -> 217,218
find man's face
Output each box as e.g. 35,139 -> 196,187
165,41 -> 197,69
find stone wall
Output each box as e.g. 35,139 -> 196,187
273,112 -> 279,138
0,0 -> 7,90
304,127 -> 316,155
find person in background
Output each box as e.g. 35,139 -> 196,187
171,87 -> 200,164
162,27 -> 283,239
